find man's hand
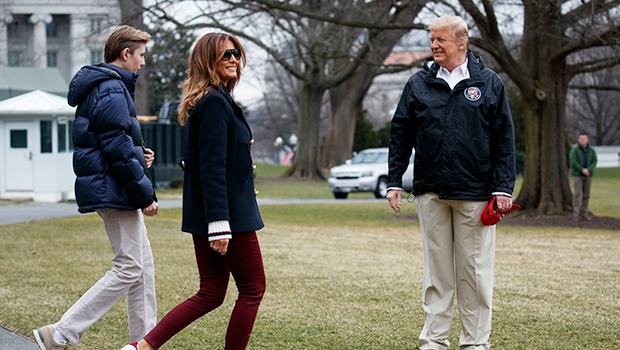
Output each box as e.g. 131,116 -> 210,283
494,194 -> 512,213
387,189 -> 403,213
582,168 -> 590,177
144,148 -> 155,169
211,238 -> 230,255
142,201 -> 159,216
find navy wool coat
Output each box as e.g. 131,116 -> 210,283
68,63 -> 155,213
181,85 -> 264,235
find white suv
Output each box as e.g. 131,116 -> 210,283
328,147 -> 414,199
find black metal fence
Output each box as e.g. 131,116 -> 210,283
140,123 -> 185,188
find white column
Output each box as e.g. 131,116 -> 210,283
0,14 -> 11,66
69,13 -> 90,76
29,13 -> 52,68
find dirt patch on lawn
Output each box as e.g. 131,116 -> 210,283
397,214 -> 620,230
498,214 -> 620,230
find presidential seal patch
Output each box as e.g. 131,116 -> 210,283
464,86 -> 482,101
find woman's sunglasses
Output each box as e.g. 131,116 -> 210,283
222,49 -> 241,62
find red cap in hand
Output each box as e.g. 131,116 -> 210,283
481,197 -> 520,226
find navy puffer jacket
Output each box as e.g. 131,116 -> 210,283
68,63 -> 155,213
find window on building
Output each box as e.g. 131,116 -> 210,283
7,21 -> 20,38
46,20 -> 58,37
10,130 -> 27,148
91,50 -> 102,64
40,121 -> 52,153
90,17 -> 102,33
47,51 -> 58,67
58,122 -> 67,152
68,120 -> 74,151
8,51 -> 22,67
57,120 -> 74,153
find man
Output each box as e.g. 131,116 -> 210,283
33,25 -> 159,350
569,133 -> 597,221
386,16 -> 516,350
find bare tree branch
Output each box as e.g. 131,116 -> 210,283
220,0 -> 429,30
376,58 -> 428,75
568,56 -> 620,74
459,0 -> 539,99
210,18 -> 311,81
569,84 -> 620,91
469,37 -> 501,58
555,25 -> 620,58
432,0 -> 462,16
458,0 -> 488,28
562,0 -> 620,29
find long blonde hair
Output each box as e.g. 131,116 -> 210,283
178,33 -> 246,125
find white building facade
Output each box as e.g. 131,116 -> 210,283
0,1 -> 121,202
0,0 -> 121,83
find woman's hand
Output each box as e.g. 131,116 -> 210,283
211,238 -> 230,255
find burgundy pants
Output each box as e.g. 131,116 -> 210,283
144,232 -> 265,349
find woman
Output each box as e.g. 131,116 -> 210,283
121,33 -> 265,350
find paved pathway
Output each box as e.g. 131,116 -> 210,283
0,325 -> 38,350
0,197 -> 385,347
0,198 -> 385,225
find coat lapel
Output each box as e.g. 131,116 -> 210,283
220,85 -> 252,138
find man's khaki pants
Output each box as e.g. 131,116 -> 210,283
417,193 -> 495,350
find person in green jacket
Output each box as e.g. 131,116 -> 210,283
569,133 -> 598,221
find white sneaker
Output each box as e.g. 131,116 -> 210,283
119,342 -> 139,350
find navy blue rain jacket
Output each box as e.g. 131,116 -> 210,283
388,51 -> 516,200
68,63 -> 155,213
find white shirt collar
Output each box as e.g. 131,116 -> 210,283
436,58 -> 469,90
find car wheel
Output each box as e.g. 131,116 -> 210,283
374,177 -> 388,198
333,192 -> 348,199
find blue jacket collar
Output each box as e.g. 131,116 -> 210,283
96,63 -> 139,96
422,50 -> 486,87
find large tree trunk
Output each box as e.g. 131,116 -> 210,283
321,26 -> 417,168
119,0 -> 150,115
285,83 -> 326,179
321,67 -> 375,168
514,1 -> 573,214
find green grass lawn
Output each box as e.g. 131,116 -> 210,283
1,199 -> 619,349
156,163 -> 377,200
585,168 -> 620,217
159,166 -> 619,219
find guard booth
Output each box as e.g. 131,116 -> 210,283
0,90 -> 76,202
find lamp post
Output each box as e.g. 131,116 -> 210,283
274,137 -> 283,164
289,133 -> 297,148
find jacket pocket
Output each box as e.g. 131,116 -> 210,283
236,142 -> 252,181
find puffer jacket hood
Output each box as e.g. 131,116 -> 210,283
69,63 -> 154,213
68,63 -> 138,107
